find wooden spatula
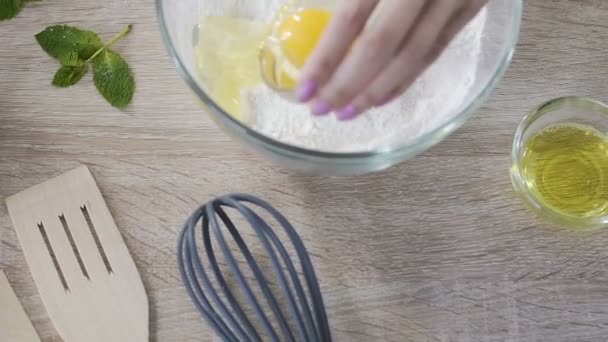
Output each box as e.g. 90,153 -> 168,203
0,270 -> 41,342
6,165 -> 148,342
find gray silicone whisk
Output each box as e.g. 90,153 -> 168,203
178,193 -> 332,342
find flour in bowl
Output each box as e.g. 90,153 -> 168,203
197,2 -> 488,153
246,7 -> 487,153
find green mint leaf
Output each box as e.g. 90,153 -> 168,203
93,50 -> 134,108
0,0 -> 23,20
60,51 -> 84,67
35,24 -> 134,109
52,65 -> 87,88
35,25 -> 103,62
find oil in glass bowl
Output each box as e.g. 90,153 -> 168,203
511,97 -> 608,229
521,123 -> 608,219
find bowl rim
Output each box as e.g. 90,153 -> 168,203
156,0 -> 523,160
510,96 -> 608,230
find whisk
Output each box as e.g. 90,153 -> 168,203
178,193 -> 332,342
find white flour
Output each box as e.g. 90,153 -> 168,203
202,1 -> 488,153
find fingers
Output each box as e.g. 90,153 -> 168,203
344,1 -> 485,120
297,0 -> 378,103
442,0 -> 488,38
312,0 -> 427,113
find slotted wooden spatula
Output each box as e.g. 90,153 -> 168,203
6,165 -> 148,342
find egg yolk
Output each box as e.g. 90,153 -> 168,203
278,8 -> 332,68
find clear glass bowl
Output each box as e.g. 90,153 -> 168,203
511,97 -> 608,230
156,0 -> 523,175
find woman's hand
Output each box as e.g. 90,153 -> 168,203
297,0 -> 488,120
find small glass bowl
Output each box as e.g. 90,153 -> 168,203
511,96 -> 608,230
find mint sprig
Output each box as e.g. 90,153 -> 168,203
36,24 -> 135,109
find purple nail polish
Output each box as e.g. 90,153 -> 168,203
311,100 -> 332,116
297,80 -> 318,102
337,105 -> 359,121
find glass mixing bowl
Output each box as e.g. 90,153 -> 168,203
157,0 -> 522,175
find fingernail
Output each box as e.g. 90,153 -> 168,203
376,95 -> 394,107
337,105 -> 359,121
311,99 -> 332,116
297,80 -> 318,102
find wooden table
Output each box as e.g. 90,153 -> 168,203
2,0 -> 608,341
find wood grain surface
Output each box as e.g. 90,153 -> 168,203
2,0 -> 608,341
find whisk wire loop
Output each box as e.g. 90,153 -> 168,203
178,193 -> 332,342
207,201 -> 288,341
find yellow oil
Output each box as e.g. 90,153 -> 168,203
521,123 -> 608,218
